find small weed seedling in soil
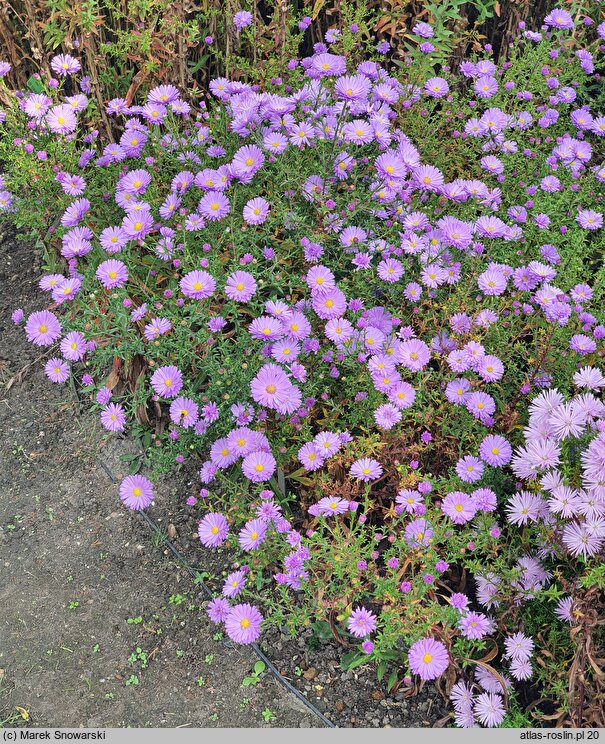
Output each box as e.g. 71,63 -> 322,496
242,661 -> 266,687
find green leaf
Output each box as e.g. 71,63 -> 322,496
26,76 -> 45,94
386,669 -> 399,693
376,659 -> 388,682
254,660 -> 266,675
340,651 -> 368,671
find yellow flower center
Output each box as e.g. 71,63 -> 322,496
422,653 -> 433,664
266,384 -> 276,394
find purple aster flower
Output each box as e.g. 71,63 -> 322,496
207,597 -> 230,623
224,603 -> 263,645
250,363 -> 301,414
442,491 -> 477,524
350,457 -> 383,481
50,53 -> 81,76
574,367 -> 605,390
570,334 -> 596,355
475,76 -> 498,99
0,190 -> 13,210
225,270 -> 257,302
59,330 -> 86,361
387,381 -> 416,410
299,442 -> 325,471
11,308 -> 24,324
25,310 -> 62,347
310,53 -> 347,78
404,518 -> 433,548
577,210 -> 603,231
510,658 -> 533,681
243,197 -> 270,225
347,607 -> 377,638
413,21 -> 434,38
180,270 -> 216,300
121,210 -> 154,240
450,593 -> 469,611
342,119 -> 374,145
445,378 -> 470,404
199,190 -> 230,221
169,396 -> 199,428
374,403 -> 402,430
506,491 -> 543,525
101,403 -> 126,432
408,638 -> 449,680
150,365 -> 183,398
465,391 -> 496,421
143,317 -> 172,340
198,512 -> 229,548
424,77 -> 449,97
223,569 -> 247,598
242,450 -> 276,483
232,144 -> 264,181
315,497 -> 350,516
45,357 -> 70,384
544,8 -> 574,30
46,104 -> 77,134
459,611 -> 492,639
473,692 -> 505,728
96,259 -> 128,289
554,596 -> 576,623
478,267 -> 507,296
456,455 -> 484,483
479,435 -> 512,467
99,226 -> 129,253
396,338 -> 430,371
476,354 -> 504,383
233,10 -> 253,29
504,632 -> 534,661
96,388 -> 112,406
334,74 -> 371,102
119,474 -> 154,510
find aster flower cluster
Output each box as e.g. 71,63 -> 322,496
449,669 -> 509,728
1,6 -> 604,726
508,377 -> 605,560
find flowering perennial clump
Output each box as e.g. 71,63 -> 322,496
1,7 -> 605,727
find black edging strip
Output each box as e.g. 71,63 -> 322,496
97,457 -> 337,729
